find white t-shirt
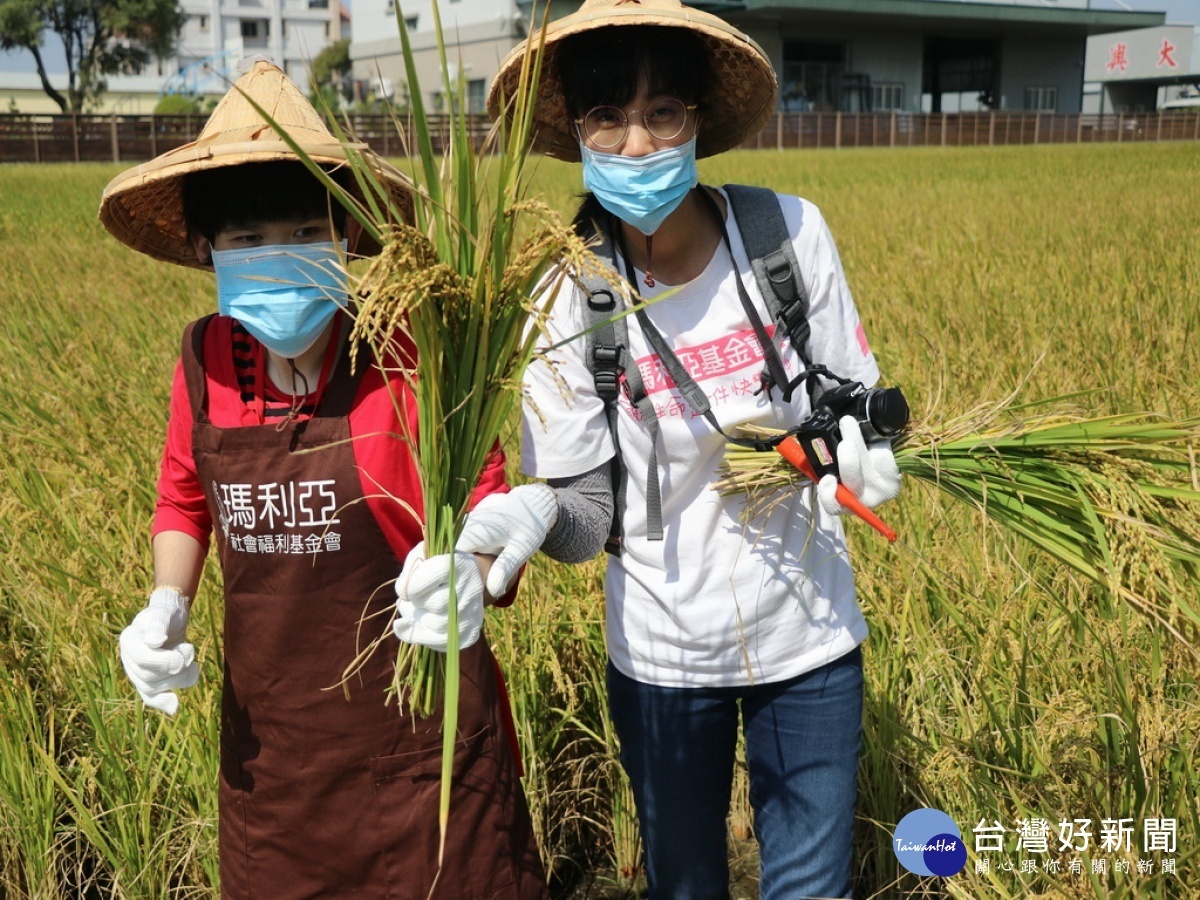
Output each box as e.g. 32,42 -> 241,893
521,188 -> 879,688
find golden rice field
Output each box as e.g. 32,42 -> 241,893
0,141 -> 1197,899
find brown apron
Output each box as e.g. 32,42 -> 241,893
182,315 -> 547,900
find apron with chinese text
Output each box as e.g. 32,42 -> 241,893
182,315 -> 546,899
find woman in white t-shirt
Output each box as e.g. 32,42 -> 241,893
461,1 -> 904,897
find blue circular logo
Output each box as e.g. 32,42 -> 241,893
893,808 -> 966,877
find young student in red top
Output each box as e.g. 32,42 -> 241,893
100,60 -> 549,898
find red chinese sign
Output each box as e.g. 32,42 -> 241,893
1106,42 -> 1129,73
1157,39 -> 1178,69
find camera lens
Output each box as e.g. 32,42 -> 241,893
862,387 -> 910,441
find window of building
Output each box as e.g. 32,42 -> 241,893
870,82 -> 905,112
1025,86 -> 1057,112
781,41 -> 846,111
467,78 -> 486,114
194,14 -> 208,32
309,0 -> 329,7
324,21 -> 331,38
240,19 -> 269,40
384,6 -> 418,29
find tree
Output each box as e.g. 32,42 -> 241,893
309,37 -> 350,111
154,91 -> 199,114
0,0 -> 186,112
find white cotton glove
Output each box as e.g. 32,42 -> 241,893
817,415 -> 903,516
456,484 -> 558,597
393,542 -> 485,653
118,586 -> 200,716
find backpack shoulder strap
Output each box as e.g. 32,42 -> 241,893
579,230 -> 659,554
723,184 -> 813,370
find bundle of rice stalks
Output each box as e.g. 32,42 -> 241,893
351,200 -> 602,722
339,2 -> 624,859
716,398 -> 1200,649
240,0 -> 621,860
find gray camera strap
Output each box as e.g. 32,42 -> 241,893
610,191 -> 807,545
618,234 -> 780,455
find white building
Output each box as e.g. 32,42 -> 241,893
350,0 -> 526,112
694,0 -> 1166,114
350,0 -> 1166,115
1083,24 -> 1200,112
0,0 -> 348,114
168,0 -> 350,96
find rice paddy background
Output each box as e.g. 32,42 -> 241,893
0,142 -> 1197,898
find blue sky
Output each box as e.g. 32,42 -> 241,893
1092,0 -> 1198,24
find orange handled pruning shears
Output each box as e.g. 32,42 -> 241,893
776,435 -> 897,542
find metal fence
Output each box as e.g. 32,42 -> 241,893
742,109 -> 1200,150
2,109 -> 1198,164
0,112 -> 491,164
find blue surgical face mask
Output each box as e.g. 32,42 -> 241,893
581,136 -> 699,236
213,240 -> 348,359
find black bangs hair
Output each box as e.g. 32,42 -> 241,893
182,160 -> 351,240
556,26 -> 711,118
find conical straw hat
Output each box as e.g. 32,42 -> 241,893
487,0 -> 777,162
99,59 -> 413,268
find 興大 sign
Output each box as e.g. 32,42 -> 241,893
1085,25 -> 1197,82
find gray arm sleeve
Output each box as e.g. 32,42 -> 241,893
540,462 -> 615,564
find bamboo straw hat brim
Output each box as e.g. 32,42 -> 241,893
487,0 -> 777,162
99,60 -> 413,268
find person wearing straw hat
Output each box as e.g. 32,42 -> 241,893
478,1 -> 903,896
103,59 -> 548,898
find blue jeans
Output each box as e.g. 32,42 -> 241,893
606,646 -> 863,900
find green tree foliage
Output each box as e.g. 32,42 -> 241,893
153,92 -> 200,115
308,37 -> 349,111
310,37 -> 349,92
0,0 -> 186,112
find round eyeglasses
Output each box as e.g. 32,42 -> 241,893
575,97 -> 697,149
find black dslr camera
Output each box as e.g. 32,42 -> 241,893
793,380 -> 910,480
